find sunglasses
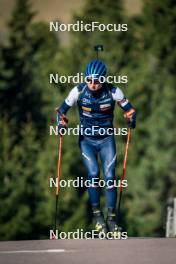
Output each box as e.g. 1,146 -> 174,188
86,78 -> 100,84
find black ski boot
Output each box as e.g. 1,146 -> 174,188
92,207 -> 107,236
106,208 -> 121,239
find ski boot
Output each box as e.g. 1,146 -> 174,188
106,208 -> 121,239
92,207 -> 107,237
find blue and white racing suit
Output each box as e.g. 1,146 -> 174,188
57,82 -> 135,210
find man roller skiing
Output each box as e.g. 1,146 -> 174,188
56,59 -> 136,237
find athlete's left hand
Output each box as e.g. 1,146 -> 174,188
124,109 -> 136,129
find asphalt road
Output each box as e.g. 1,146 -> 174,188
0,238 -> 175,264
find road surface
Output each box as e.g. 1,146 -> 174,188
0,238 -> 175,264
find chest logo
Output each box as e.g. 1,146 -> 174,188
100,104 -> 111,108
82,98 -> 91,104
100,104 -> 112,112
82,106 -> 91,112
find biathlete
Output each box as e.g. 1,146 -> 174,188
56,59 -> 136,236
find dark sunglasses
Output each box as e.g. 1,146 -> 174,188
86,78 -> 100,84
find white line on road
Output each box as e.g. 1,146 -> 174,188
0,249 -> 69,254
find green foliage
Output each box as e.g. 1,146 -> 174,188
0,119 -> 53,239
0,0 -> 59,135
0,0 -> 60,239
120,0 -> 176,236
0,0 -> 175,239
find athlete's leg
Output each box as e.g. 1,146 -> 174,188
99,136 -> 120,235
99,135 -> 117,210
79,136 -> 100,208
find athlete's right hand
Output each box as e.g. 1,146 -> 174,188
57,113 -> 68,127
55,108 -> 68,132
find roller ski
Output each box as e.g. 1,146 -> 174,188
93,208 -> 107,238
106,209 -> 121,239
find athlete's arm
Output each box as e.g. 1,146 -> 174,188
58,86 -> 79,114
56,86 -> 79,126
112,87 -> 136,128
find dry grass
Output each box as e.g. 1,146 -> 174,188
0,0 -> 142,45
0,0 -> 85,29
0,0 -> 142,27
124,0 -> 142,16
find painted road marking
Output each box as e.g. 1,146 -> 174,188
0,249 -> 69,254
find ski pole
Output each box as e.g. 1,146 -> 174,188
117,128 -> 131,221
54,132 -> 63,233
54,110 -> 68,234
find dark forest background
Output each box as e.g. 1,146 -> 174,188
0,0 -> 176,240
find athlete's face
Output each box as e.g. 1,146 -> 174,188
86,78 -> 103,91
